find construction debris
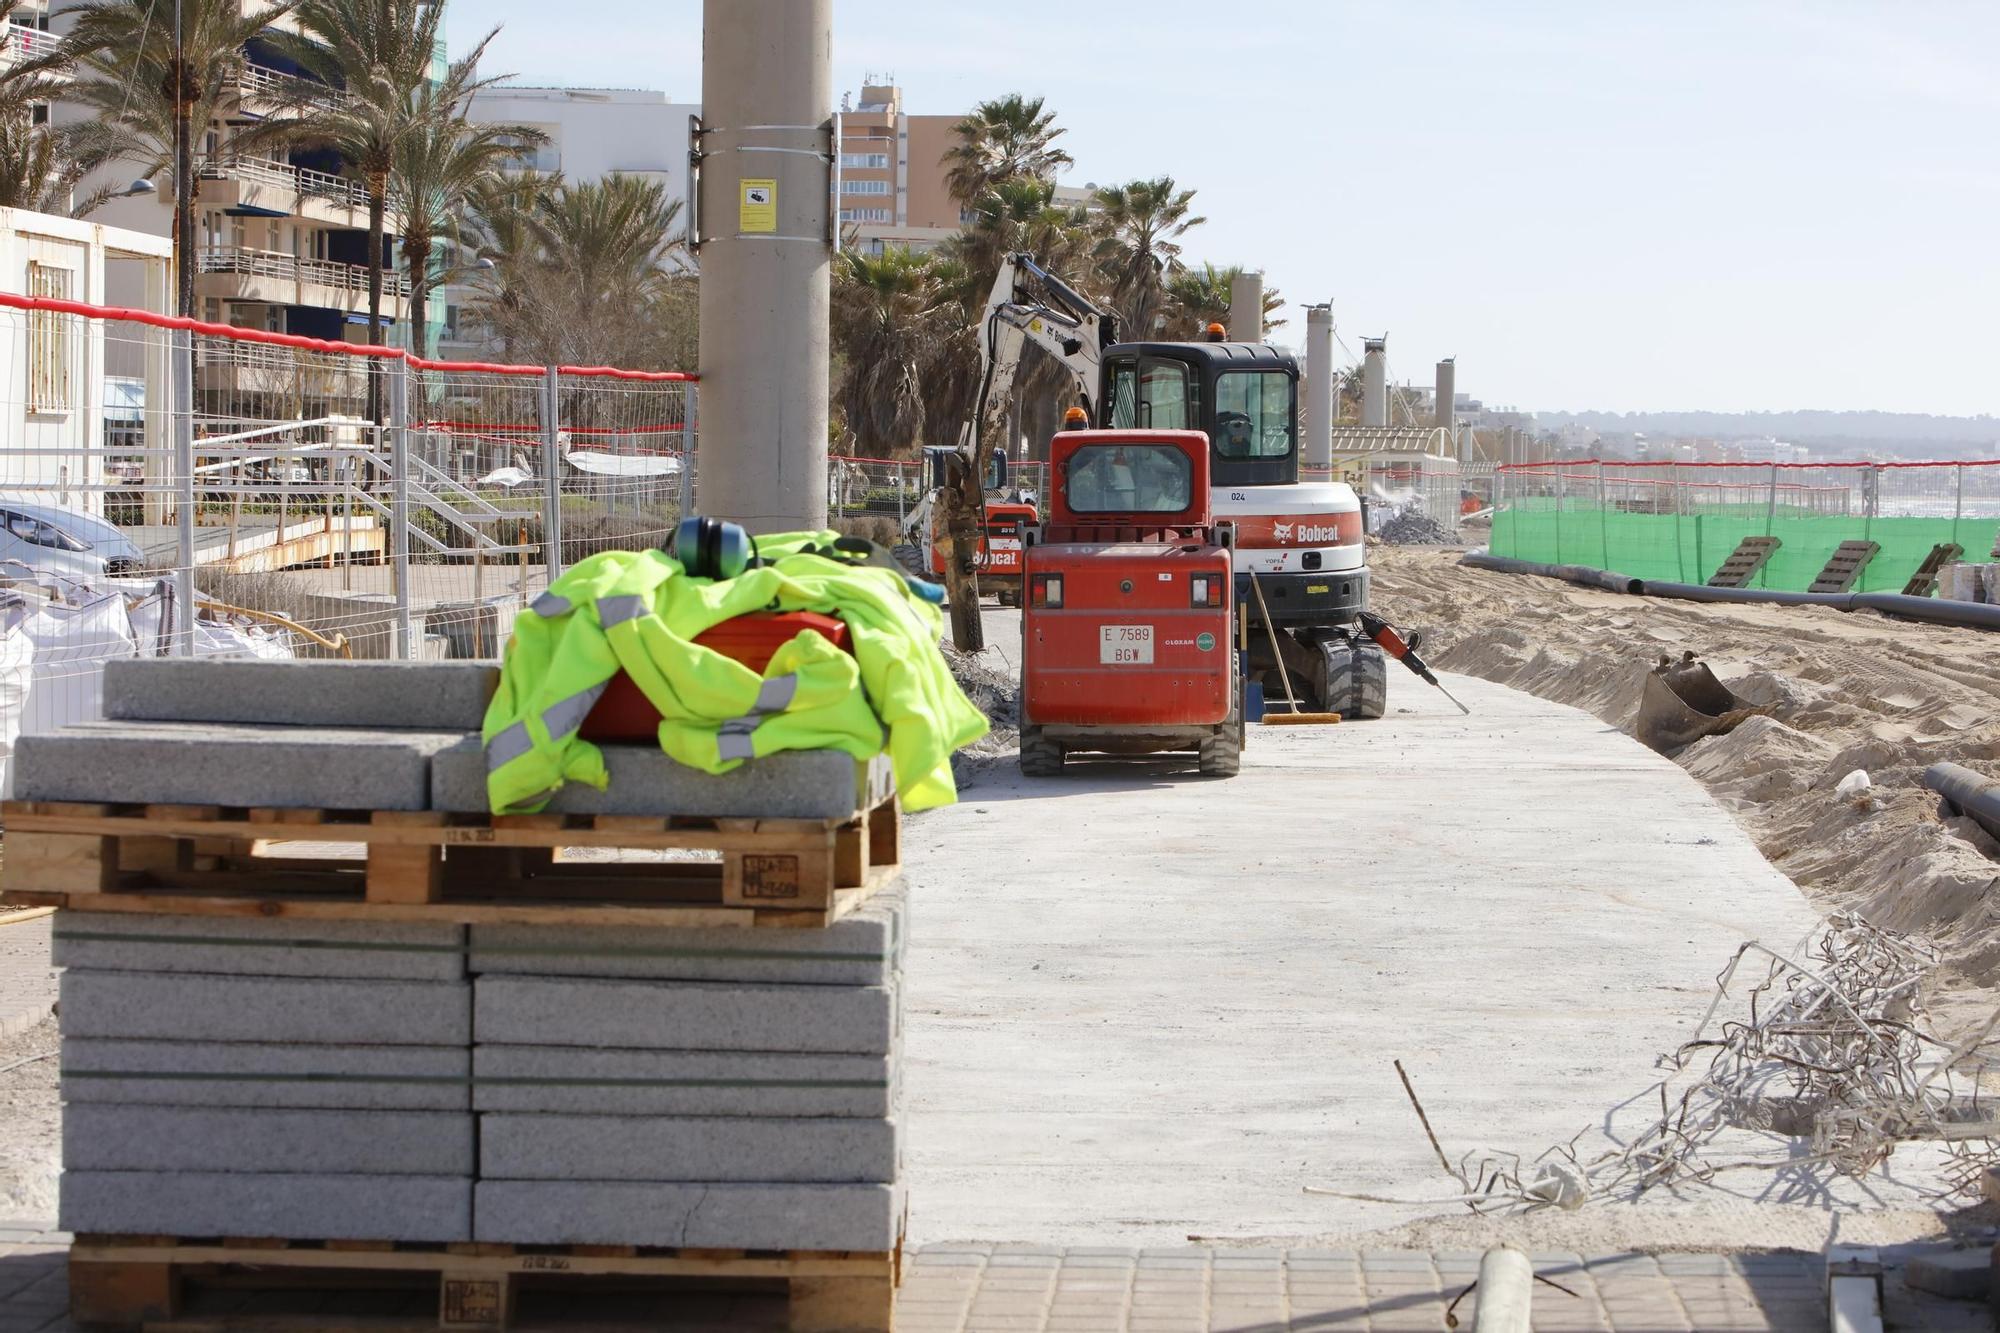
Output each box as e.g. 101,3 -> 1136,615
1376,507 -> 1455,545
1313,913 -> 2000,1214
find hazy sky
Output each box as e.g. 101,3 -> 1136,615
455,2 -> 2000,418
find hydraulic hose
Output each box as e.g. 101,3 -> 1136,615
1923,763 -> 2000,844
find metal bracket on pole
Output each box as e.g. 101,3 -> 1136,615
172,327 -> 195,656
388,359 -> 413,659
542,367 -> 565,582
686,115 -> 705,253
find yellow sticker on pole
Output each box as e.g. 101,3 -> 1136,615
739,179 -> 777,233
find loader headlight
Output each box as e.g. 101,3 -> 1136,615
1189,574 -> 1223,609
1031,573 -> 1063,609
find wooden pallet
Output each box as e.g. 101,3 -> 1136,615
0,793 -> 900,929
1903,542 -> 1963,596
1706,536 -> 1782,588
68,1234 -> 900,1331
1807,539 -> 1879,593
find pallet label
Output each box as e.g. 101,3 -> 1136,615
441,1277 -> 504,1323
740,853 -> 804,900
442,828 -> 501,845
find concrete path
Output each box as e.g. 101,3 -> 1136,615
0,1226 -> 1984,1332
904,656 -> 1824,1246
0,914 -> 56,1041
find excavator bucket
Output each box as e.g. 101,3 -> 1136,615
1633,652 -> 1771,754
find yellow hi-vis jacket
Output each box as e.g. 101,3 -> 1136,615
483,533 -> 989,815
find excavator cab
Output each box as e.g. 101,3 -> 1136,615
1098,342 -> 1300,489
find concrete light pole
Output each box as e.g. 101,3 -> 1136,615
694,0 -> 832,534
1227,270 -> 1264,342
1303,304 -> 1333,470
1434,358 -> 1457,456
1361,337 -> 1388,427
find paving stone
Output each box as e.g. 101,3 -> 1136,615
63,1039 -> 469,1109
473,975 -> 896,1053
60,1171 -> 471,1241
1900,1247 -> 1990,1301
103,657 -> 498,730
468,887 -> 903,986
432,740 -> 889,819
479,1112 -> 897,1182
474,1180 -> 902,1250
63,1106 -> 471,1175
61,971 -> 470,1046
52,912 -> 465,981
471,1044 -> 894,1116
14,719 -> 465,809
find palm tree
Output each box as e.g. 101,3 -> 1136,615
831,247 -> 952,456
390,86 -> 541,358
466,173 -> 687,369
60,0 -> 304,314
1161,262 -> 1285,340
1091,176 -> 1205,341
280,0 -> 507,357
943,94 -> 1072,208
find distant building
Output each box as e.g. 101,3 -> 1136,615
52,0 -> 432,414
836,79 -> 960,254
464,86 -> 698,202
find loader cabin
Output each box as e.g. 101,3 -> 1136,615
1040,428 -> 1216,545
1097,339 -> 1300,489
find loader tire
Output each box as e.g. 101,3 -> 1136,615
891,543 -> 925,578
1198,728 -> 1241,777
950,588 -> 985,652
1019,728 -> 1064,777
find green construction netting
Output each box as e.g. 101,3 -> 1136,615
1491,502 -> 2000,592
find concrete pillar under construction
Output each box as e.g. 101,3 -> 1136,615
1361,337 -> 1388,427
1435,358 -> 1456,456
1303,304 -> 1334,470
1228,271 -> 1264,342
695,0 -> 831,534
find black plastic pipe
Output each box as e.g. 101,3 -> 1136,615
1853,593 -> 2000,631
1634,581 -> 1858,610
1923,763 -> 2000,843
1457,552 -> 1645,595
1459,552 -> 2000,631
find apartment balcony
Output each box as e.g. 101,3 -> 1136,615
226,62 -> 349,111
0,21 -> 58,70
198,155 -> 373,228
194,337 -> 369,402
196,246 -> 410,319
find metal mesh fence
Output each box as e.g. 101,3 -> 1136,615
1492,460 -> 2000,590
0,290 -> 698,791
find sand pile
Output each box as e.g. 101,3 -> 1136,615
1372,547 -> 2000,1016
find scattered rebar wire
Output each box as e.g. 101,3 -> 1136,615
1310,912 -> 2000,1212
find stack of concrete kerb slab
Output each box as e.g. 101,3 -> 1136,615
55,915 -> 475,1240
5,657 -> 909,1329
468,889 -> 906,1248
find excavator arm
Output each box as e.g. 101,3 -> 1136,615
934,252 -> 1117,650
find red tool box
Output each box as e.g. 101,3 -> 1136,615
580,611 -> 851,741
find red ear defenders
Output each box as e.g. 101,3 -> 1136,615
670,516 -> 758,580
